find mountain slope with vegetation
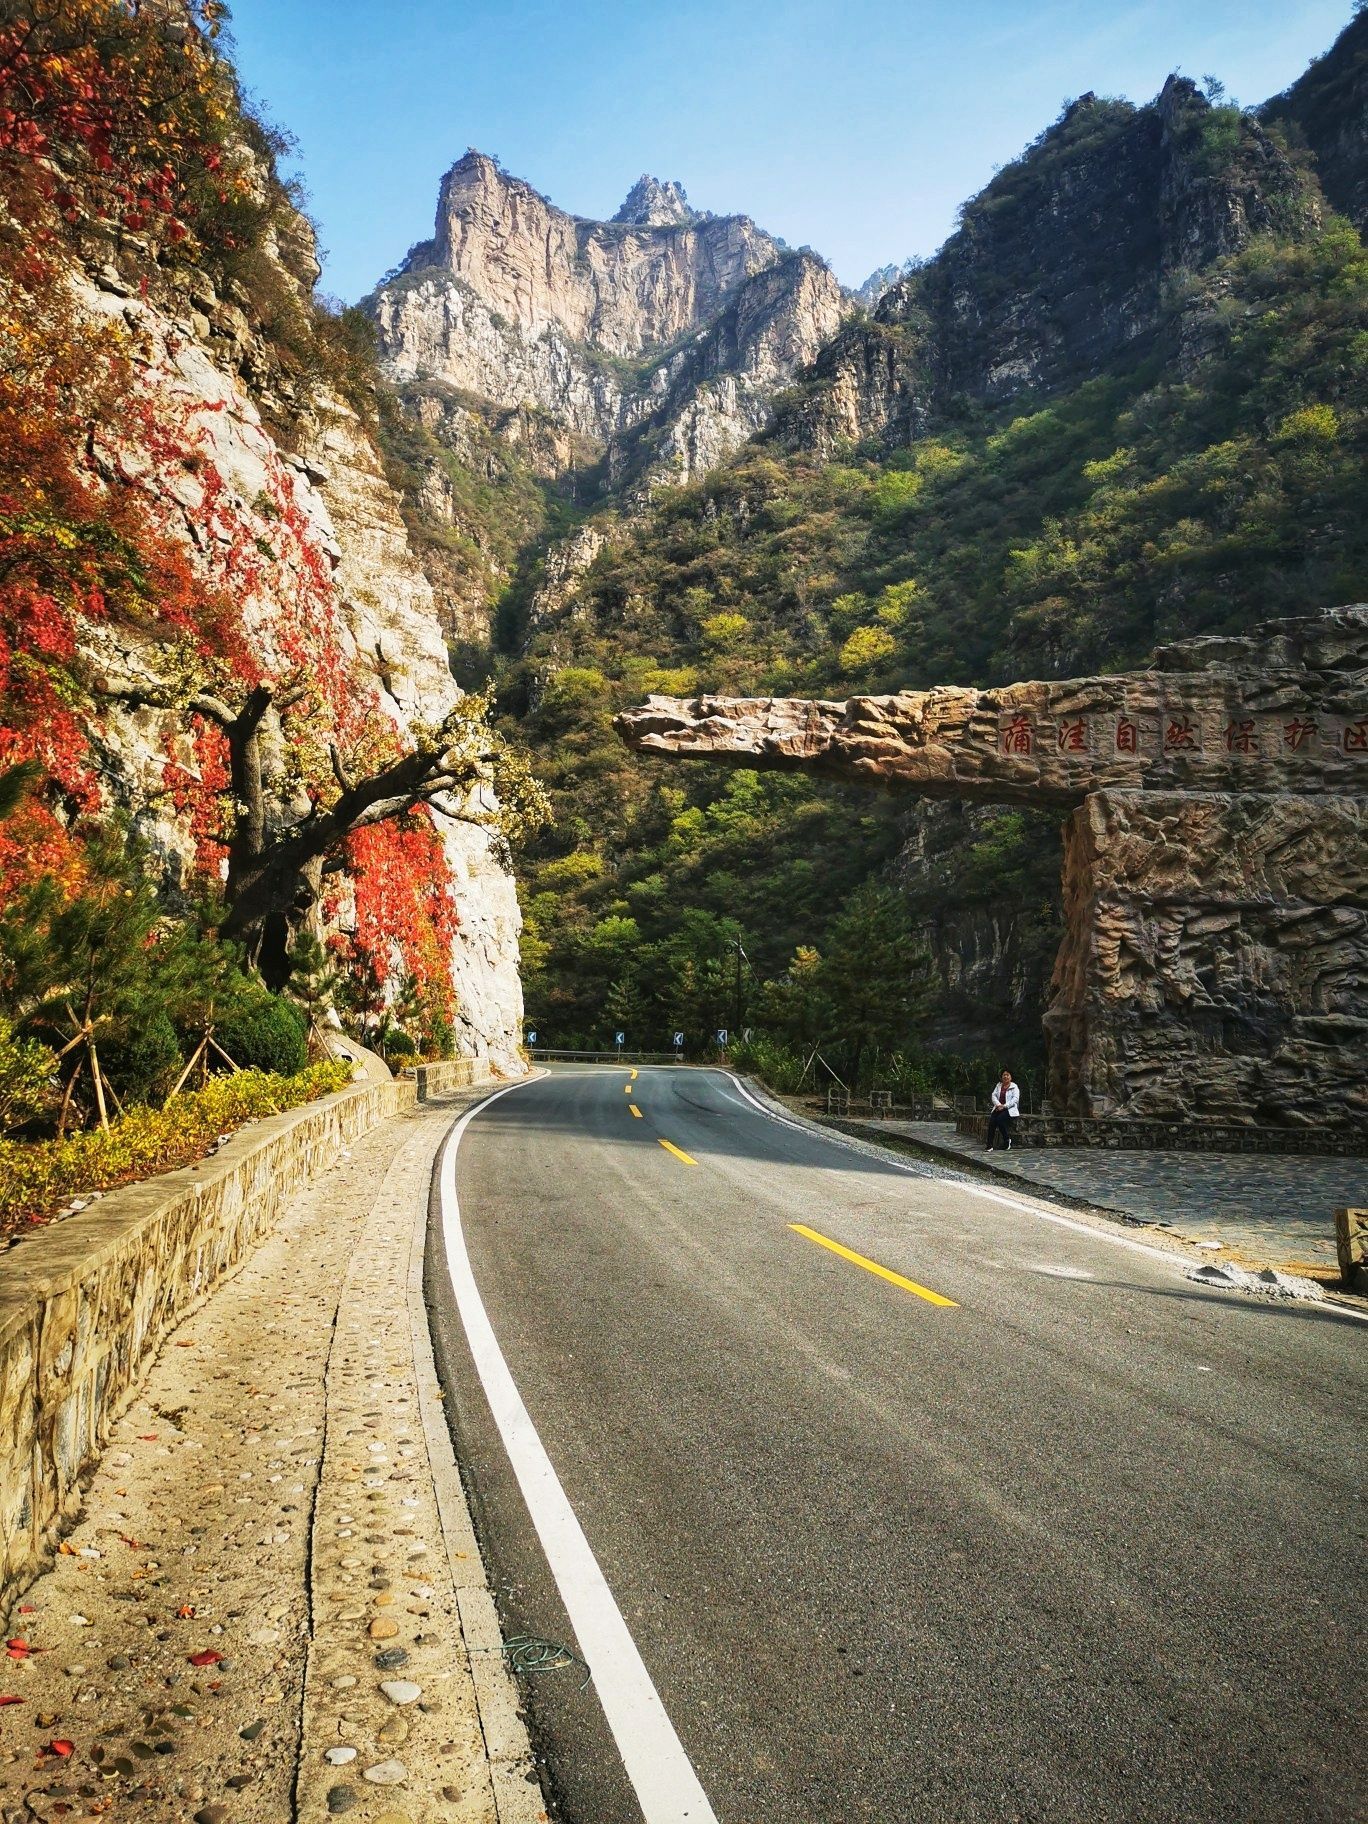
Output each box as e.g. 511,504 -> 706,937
477,27 -> 1368,1085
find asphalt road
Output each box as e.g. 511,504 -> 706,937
426,1065 -> 1368,1824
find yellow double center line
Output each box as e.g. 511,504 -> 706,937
790,1223 -> 958,1307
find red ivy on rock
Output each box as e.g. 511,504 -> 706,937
0,9 -> 468,1022
0,0 -> 252,259
338,814 -> 459,1037
162,714 -> 231,880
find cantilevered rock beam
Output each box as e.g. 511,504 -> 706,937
615,608 -> 1368,807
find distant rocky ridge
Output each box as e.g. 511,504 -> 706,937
781,75 -> 1320,457
365,152 -> 846,635
851,258 -> 921,311
370,152 -> 843,478
368,18 -> 1368,647
613,174 -> 702,227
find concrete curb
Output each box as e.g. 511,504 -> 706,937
406,1090 -> 544,1822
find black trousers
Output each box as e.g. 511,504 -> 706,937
986,1109 -> 1015,1148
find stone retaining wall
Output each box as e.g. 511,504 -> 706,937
0,1076 -> 416,1616
413,1058 -> 487,1100
956,1112 -> 1363,1156
1335,1208 -> 1367,1289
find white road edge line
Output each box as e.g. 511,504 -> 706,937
438,1077 -> 721,1824
721,1071 -> 1368,1320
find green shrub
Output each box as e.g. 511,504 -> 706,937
730,1036 -> 809,1093
101,1010 -> 182,1106
383,1030 -> 417,1060
215,986 -> 308,1076
421,1014 -> 455,1059
0,1016 -> 56,1134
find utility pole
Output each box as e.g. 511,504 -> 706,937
733,936 -> 746,1040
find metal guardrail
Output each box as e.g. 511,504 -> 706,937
529,1048 -> 687,1063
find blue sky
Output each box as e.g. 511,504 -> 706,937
225,0 -> 1354,302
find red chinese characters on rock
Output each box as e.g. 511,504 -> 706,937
1344,718 -> 1368,754
1057,718 -> 1087,754
1164,717 -> 1199,753
1002,714 -> 1034,756
1115,716 -> 1140,755
1283,717 -> 1317,752
1223,719 -> 1257,754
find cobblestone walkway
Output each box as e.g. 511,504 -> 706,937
0,1091 -> 541,1824
850,1119 -> 1363,1268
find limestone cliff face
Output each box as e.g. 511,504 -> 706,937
781,78 -> 1317,453
369,154 -> 845,489
385,152 -> 780,364
71,222 -> 524,1063
604,251 -> 845,488
295,401 -> 524,1060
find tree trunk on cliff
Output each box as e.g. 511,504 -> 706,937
189,687 -> 500,988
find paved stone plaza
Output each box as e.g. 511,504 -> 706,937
846,1119 -> 1364,1269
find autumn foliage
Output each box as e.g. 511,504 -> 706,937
0,0 -> 470,1076
0,0 -> 254,256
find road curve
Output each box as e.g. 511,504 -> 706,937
425,1065 -> 1368,1824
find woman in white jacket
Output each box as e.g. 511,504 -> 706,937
986,1070 -> 1020,1150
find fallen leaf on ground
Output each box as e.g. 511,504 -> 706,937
187,1650 -> 222,1667
46,1738 -> 74,1756
176,1605 -> 196,1619
0,1695 -> 24,1706
5,1640 -> 35,1660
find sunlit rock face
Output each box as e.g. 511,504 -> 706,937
368,153 -> 845,487
69,202 -> 525,1064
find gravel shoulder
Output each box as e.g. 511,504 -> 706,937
0,1090 -> 540,1824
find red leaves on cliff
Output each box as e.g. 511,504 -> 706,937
0,0 -> 251,257
162,715 -> 231,881
0,5 -> 466,1015
337,813 -> 460,1038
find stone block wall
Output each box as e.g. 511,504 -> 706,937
413,1057 -> 487,1100
1045,792 -> 1368,1124
0,1078 -> 415,1616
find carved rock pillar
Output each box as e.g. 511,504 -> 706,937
1044,791 -> 1368,1123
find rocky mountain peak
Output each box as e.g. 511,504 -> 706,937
852,257 -> 921,311
613,174 -> 697,227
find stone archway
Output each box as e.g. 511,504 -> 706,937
616,607 -> 1368,1127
